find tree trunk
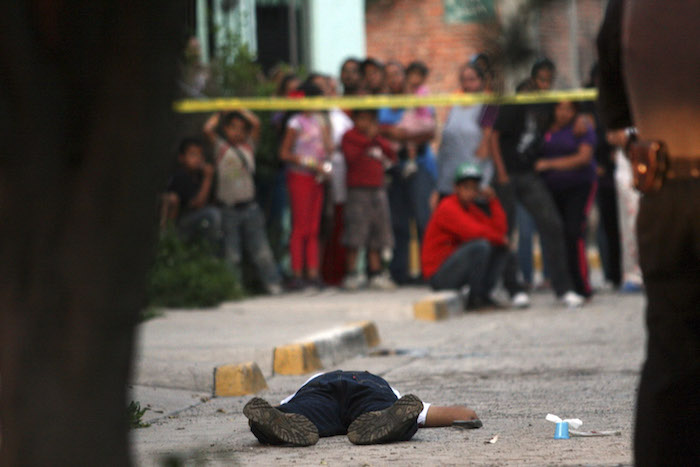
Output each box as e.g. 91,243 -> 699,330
0,2 -> 184,465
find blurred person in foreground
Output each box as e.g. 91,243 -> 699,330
422,163 -> 508,310
597,1 -> 700,465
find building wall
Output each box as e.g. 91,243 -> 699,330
309,0 -> 366,77
538,0 -> 604,88
365,0 -> 605,93
366,0 -> 491,94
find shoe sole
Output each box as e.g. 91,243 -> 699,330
243,398 -> 319,446
347,394 -> 423,445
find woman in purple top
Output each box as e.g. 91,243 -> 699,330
535,100 -> 597,298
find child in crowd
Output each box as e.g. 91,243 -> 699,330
279,81 -> 334,290
399,61 -> 435,178
341,109 -> 397,290
163,138 -> 222,251
244,370 -> 481,446
203,109 -> 282,295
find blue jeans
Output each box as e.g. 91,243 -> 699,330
429,239 -> 508,298
177,206 -> 223,255
221,201 -> 280,287
268,371 -> 417,440
388,164 -> 435,284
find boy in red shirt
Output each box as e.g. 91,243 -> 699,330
421,162 -> 509,309
341,109 -> 397,290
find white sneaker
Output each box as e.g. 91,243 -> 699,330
512,292 -> 531,309
369,272 -> 397,291
342,273 -> 366,291
266,283 -> 283,296
560,291 -> 584,308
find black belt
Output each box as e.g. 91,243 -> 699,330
628,140 -> 699,192
219,199 -> 255,210
666,157 -> 700,180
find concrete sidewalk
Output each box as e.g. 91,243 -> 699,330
132,287 -> 430,392
131,287 -> 646,466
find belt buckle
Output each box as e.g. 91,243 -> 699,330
629,140 -> 668,193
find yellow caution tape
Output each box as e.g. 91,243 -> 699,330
173,88 -> 598,113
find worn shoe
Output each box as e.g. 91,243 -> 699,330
511,292 -> 531,309
466,294 -> 505,311
368,272 -> 397,291
266,283 -> 283,296
342,273 -> 367,291
243,397 -> 319,447
347,394 -> 423,445
285,277 -> 306,292
303,278 -> 325,294
560,291 -> 584,308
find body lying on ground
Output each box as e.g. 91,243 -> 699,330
243,370 -> 480,446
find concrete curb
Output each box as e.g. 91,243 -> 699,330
135,321 -> 382,396
413,291 -> 462,321
213,361 -> 268,397
273,321 -> 380,375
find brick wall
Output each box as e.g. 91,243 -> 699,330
365,0 -> 605,93
365,0 -> 491,94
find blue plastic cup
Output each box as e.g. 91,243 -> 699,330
554,421 -> 570,439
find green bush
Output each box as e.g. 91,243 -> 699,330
147,229 -> 244,308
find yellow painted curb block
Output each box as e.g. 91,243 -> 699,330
353,320 -> 381,348
273,342 -> 322,375
413,291 -> 462,321
213,362 -> 267,397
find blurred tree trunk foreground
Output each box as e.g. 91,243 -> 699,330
0,2 -> 184,465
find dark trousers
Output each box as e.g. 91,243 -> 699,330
388,166 -> 435,284
634,180 -> 700,466
222,201 -> 280,287
274,371 -> 417,440
495,173 -> 573,296
596,172 -> 622,286
177,206 -> 223,255
550,182 -> 597,297
429,239 -> 508,298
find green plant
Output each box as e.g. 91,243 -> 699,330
127,400 -> 150,429
208,28 -> 272,98
147,229 -> 244,308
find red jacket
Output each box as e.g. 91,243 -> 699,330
421,195 -> 508,279
341,128 -> 397,188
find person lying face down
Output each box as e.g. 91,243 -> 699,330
243,370 -> 480,446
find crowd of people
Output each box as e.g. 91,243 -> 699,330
164,52 -> 638,309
